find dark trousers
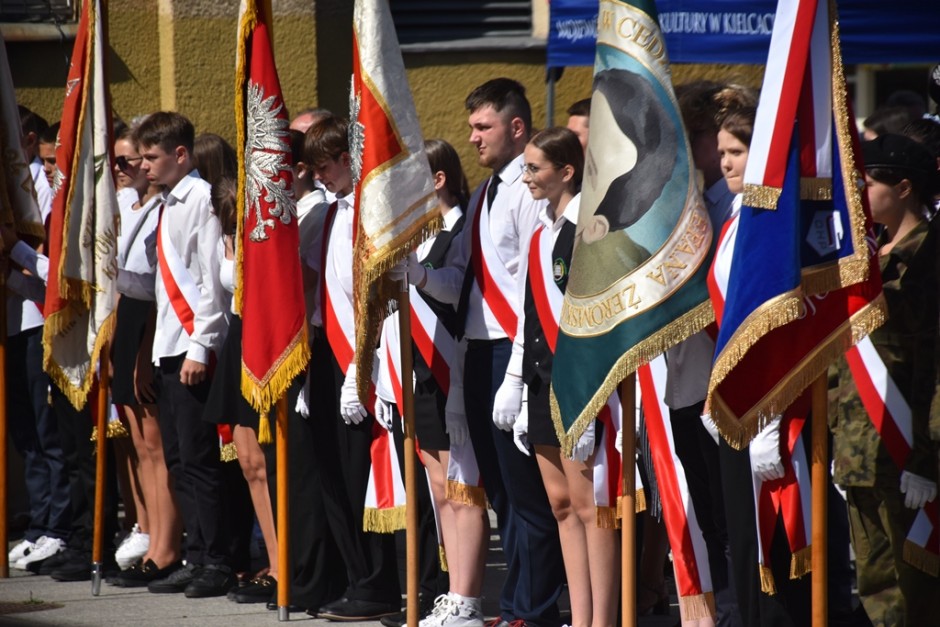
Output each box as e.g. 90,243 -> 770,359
7,328 -> 71,541
390,408 -> 448,601
264,376 -> 347,610
308,334 -> 400,605
51,385 -> 118,553
156,354 -> 227,566
463,339 -> 563,626
719,417 -> 853,627
669,402 -> 742,627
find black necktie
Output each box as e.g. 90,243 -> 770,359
486,174 -> 500,210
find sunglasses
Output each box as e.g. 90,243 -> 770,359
116,155 -> 143,171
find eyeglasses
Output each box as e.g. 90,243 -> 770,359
520,163 -> 557,176
115,155 -> 143,171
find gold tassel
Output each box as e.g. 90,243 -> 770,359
438,545 -> 448,573
678,592 -> 716,622
445,480 -> 487,509
89,426 -> 98,444
800,177 -> 832,201
636,488 -> 647,513
257,412 -> 273,445
790,545 -> 813,579
362,506 -> 407,533
240,326 -> 310,417
220,442 -> 238,463
903,540 -> 940,577
759,564 -> 777,595
106,420 -> 129,439
743,183 -> 782,210
596,506 -> 620,529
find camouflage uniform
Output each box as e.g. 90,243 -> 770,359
830,219 -> 940,627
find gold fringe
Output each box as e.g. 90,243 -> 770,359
106,420 -> 129,439
363,505 -> 406,534
800,177 -> 832,201
43,309 -> 117,411
596,506 -> 620,529
353,214 -> 443,402
790,545 -> 812,579
678,592 -> 716,622
60,277 -> 94,309
710,295 -> 886,448
438,545 -> 448,573
445,480 -> 487,509
90,426 -> 98,443
241,325 -> 310,417
759,564 -> 777,595
220,442 -> 238,463
636,488 -> 646,513
903,540 -> 940,577
743,183 -> 782,210
257,412 -> 273,445
552,301 -> 715,457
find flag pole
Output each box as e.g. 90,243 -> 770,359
91,344 -> 110,595
397,279 -> 419,627
276,394 -> 290,621
0,261 -> 8,579
810,373 -> 828,626
620,373 -> 637,627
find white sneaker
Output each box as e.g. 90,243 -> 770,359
14,536 -> 65,570
419,593 -> 484,627
115,524 -> 150,569
8,539 -> 36,563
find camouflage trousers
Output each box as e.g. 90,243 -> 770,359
847,486 -> 940,627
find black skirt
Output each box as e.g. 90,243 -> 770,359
526,375 -> 561,447
413,377 -> 449,451
110,296 -> 154,406
204,315 -> 261,430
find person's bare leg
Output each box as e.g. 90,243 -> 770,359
536,445 -> 592,627
234,425 -> 277,580
423,450 -> 459,593
565,454 -> 619,627
113,421 -> 143,532
139,404 -> 181,568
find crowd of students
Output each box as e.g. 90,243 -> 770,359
4,73 -> 939,627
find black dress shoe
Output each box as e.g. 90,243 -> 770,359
114,559 -> 183,588
231,574 -> 276,603
49,552 -> 114,582
317,597 -> 400,622
148,562 -> 197,594
28,548 -> 75,575
184,564 -> 237,598
264,597 -> 307,613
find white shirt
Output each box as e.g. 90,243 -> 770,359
416,204 -> 464,261
506,194 -> 580,377
116,193 -> 159,301
30,157 -> 52,223
422,153 -> 544,338
152,170 -> 227,365
304,194 -> 355,328
6,240 -> 49,335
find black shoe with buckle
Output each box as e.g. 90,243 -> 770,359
148,562 -> 197,594
317,597 -> 400,622
184,564 -> 237,598
114,559 -> 183,588
231,574 -> 276,603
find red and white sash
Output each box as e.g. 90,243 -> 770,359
156,205 -> 199,335
528,225 -> 563,350
639,355 -> 716,621
753,402 -> 812,592
321,202 -> 356,372
364,417 -> 406,533
593,392 -> 646,528
411,285 -> 455,395
470,181 -> 519,340
846,336 -> 939,574
705,208 -> 739,327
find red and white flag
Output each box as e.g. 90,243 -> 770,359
350,0 -> 440,398
0,35 -> 44,239
234,0 -> 309,430
43,0 -> 118,408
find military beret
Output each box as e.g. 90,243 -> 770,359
862,133 -> 935,175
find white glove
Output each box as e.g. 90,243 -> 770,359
405,253 -> 427,287
387,261 -> 408,283
445,385 -> 469,447
749,416 -> 784,482
900,471 -> 938,509
493,374 -> 524,431
340,364 -> 368,425
374,398 -> 394,431
513,401 -> 530,456
615,428 -> 623,454
569,420 -> 596,463
295,375 -> 310,418
701,412 -> 720,446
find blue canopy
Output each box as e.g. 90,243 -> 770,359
548,0 -> 940,68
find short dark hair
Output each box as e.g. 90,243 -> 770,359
289,129 -> 306,164
303,114 -> 349,166
566,98 -> 591,119
529,127 -> 584,190
18,105 -> 49,138
863,106 -> 916,138
903,118 -> 940,161
134,111 -> 195,154
192,133 -> 237,188
39,122 -> 60,145
465,78 -> 532,131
